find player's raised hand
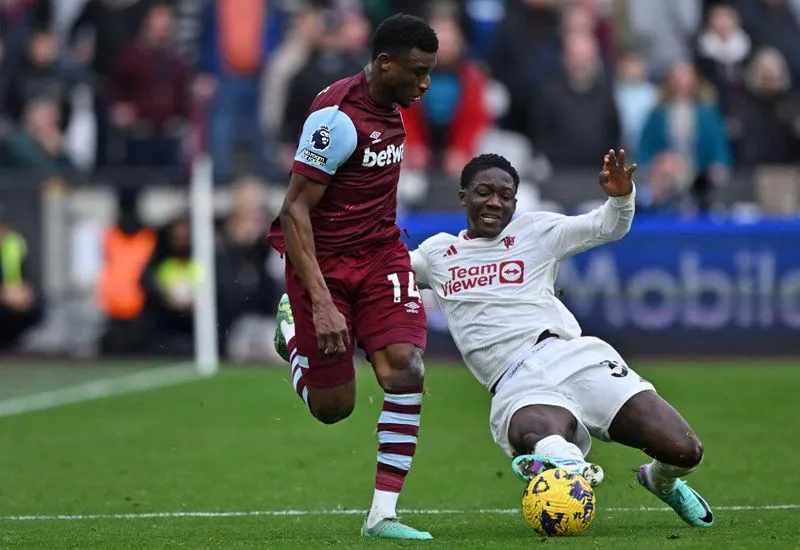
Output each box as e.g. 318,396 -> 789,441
312,300 -> 350,358
599,149 -> 636,197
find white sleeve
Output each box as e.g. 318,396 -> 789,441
536,187 -> 636,260
409,248 -> 431,289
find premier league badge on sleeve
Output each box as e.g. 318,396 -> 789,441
311,125 -> 331,151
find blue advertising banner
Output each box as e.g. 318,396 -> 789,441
400,213 -> 800,357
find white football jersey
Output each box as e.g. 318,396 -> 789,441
411,190 -> 636,390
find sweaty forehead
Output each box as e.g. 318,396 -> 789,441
471,168 -> 514,190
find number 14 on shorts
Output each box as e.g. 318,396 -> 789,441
387,272 -> 420,303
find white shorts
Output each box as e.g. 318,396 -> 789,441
489,336 -> 655,458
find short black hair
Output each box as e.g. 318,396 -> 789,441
460,153 -> 520,190
371,13 -> 438,60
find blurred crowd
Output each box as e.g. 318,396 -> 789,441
3,0 -> 800,358
0,0 -> 798,212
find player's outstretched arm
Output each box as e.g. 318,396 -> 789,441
279,173 -> 350,356
537,149 -> 637,260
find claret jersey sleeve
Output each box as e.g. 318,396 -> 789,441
292,106 -> 358,185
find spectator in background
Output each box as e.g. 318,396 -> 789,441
70,0 -> 165,168
2,98 -> 74,171
488,0 -> 562,134
96,188 -> 157,356
561,0 -> 616,65
6,30 -> 74,131
361,0 -> 428,26
196,0 -> 283,184
627,0 -> 701,81
635,147 -> 695,215
403,3 -> 492,182
529,32 -> 620,167
737,47 -> 800,214
141,215 -> 198,357
737,47 -> 800,166
279,7 -> 370,171
108,2 -> 190,168
460,0 -> 506,62
737,0 -> 800,85
614,50 -> 658,158
141,214 -> 235,358
638,61 -> 732,213
694,3 -> 751,121
0,0 -> 51,74
261,4 -> 324,143
218,176 -> 280,362
0,205 -> 42,351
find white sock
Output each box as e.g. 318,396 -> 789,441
281,320 -> 295,342
367,489 -> 399,527
534,434 -> 585,461
646,460 -> 696,494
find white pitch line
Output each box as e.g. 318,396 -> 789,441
0,365 -> 202,418
2,504 -> 798,522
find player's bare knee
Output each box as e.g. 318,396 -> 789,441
509,406 -> 579,454
672,434 -> 704,469
374,344 -> 425,391
311,402 -> 355,424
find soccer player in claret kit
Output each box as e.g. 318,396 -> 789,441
409,150 -> 713,529
268,14 -> 438,540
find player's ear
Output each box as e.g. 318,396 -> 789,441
375,52 -> 392,73
457,189 -> 467,207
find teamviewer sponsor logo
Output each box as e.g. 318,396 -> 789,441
499,260 -> 524,283
362,143 -> 404,167
442,260 -> 525,296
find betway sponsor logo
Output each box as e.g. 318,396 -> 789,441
362,143 -> 404,167
443,261 -> 524,296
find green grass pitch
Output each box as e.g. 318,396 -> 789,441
0,362 -> 799,548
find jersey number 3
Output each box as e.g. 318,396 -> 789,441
387,272 -> 420,303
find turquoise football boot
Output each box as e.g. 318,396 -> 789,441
361,515 -> 433,540
512,454 -> 605,486
273,293 -> 293,362
637,464 -> 714,527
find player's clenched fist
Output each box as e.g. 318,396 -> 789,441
598,148 -> 636,197
312,300 -> 350,357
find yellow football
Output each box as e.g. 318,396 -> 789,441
521,467 -> 596,536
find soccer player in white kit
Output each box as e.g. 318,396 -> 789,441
408,151 -> 713,528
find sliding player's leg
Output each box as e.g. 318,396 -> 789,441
557,336 -> 712,527
506,405 -> 604,486
608,390 -> 713,527
354,241 -> 431,540
489,337 -> 605,486
275,261 -> 357,424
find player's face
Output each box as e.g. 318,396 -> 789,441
381,48 -> 437,108
459,167 -> 517,239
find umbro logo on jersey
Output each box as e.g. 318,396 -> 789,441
442,245 -> 458,257
404,301 -> 420,314
370,131 -> 382,143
